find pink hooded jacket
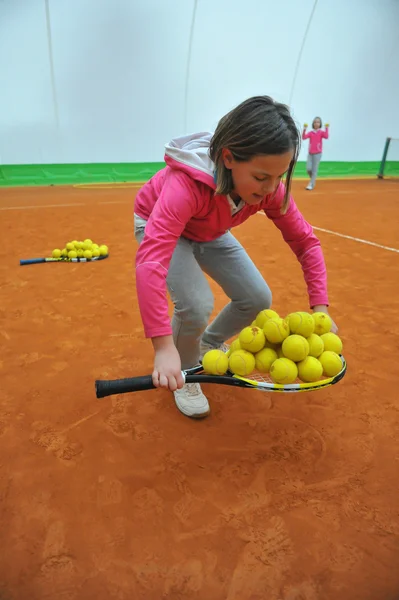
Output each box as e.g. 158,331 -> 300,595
134,133 -> 329,338
302,126 -> 329,154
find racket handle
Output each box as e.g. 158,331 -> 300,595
20,258 -> 46,265
96,375 -> 156,398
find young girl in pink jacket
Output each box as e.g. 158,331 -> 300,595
302,117 -> 329,190
134,96 -> 337,419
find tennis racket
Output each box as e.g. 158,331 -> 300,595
20,254 -> 108,265
95,355 -> 347,399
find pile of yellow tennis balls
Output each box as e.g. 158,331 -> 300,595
51,239 -> 109,260
202,308 -> 343,385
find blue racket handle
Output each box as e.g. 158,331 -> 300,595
20,258 -> 47,265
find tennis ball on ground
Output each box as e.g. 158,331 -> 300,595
238,326 -> 265,353
320,332 -> 343,354
297,356 -> 323,382
287,312 -> 315,337
254,347 -> 278,373
306,333 -> 324,357
77,249 -> 84,258
229,338 -> 241,353
83,250 -> 93,259
71,240 -> 78,247
202,349 -> 229,375
84,238 -> 93,245
67,250 -> 77,259
99,245 -> 108,256
66,242 -> 75,251
52,249 -> 61,258
312,312 -> 332,335
61,248 -> 68,257
319,351 -> 342,377
282,335 -> 310,362
263,318 -> 289,344
92,248 -> 100,257
228,350 -> 256,376
270,358 -> 298,384
75,241 -> 84,250
255,308 -> 279,328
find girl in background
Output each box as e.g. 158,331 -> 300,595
302,117 -> 329,190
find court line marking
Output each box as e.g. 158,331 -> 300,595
0,203 -> 84,210
99,200 -> 130,205
312,226 -> 399,253
256,212 -> 399,254
0,200 -> 131,210
73,183 -> 142,189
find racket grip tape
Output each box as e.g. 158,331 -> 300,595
95,375 -> 156,398
95,371 -> 188,398
20,258 -> 46,265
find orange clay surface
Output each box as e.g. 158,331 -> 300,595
0,179 -> 399,600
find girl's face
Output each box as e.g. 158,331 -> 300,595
222,149 -> 294,205
313,118 -> 321,130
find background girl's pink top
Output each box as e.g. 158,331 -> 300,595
302,127 -> 329,154
134,133 -> 329,338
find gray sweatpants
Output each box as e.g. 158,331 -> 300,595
306,153 -> 322,187
134,215 -> 272,369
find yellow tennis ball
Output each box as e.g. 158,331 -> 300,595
307,333 -> 324,358
282,334 -> 310,362
238,326 -> 265,353
263,317 -> 289,344
77,249 -> 84,257
229,338 -> 241,353
320,333 -> 343,354
71,240 -> 78,247
202,349 -> 229,375
276,345 -> 284,358
255,308 -> 279,328
254,348 -> 278,373
312,312 -> 332,335
66,242 -> 75,251
319,351 -> 342,377
251,320 -> 256,327
99,245 -> 108,256
270,358 -> 298,384
228,350 -> 256,376
61,248 -> 68,257
287,312 -> 315,337
68,250 -> 77,259
83,250 -> 92,259
52,249 -> 61,258
83,238 -> 93,245
297,356 -> 323,382
92,248 -> 100,257
92,243 -> 99,249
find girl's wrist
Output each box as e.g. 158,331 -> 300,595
312,304 -> 329,313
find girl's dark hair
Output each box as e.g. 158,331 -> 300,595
312,116 -> 323,128
209,96 -> 300,213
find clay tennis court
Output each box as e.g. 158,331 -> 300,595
0,179 -> 398,600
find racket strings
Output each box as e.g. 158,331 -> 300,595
243,369 -> 275,384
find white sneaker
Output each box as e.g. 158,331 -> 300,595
199,340 -> 229,361
173,383 -> 210,419
306,183 -> 314,190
